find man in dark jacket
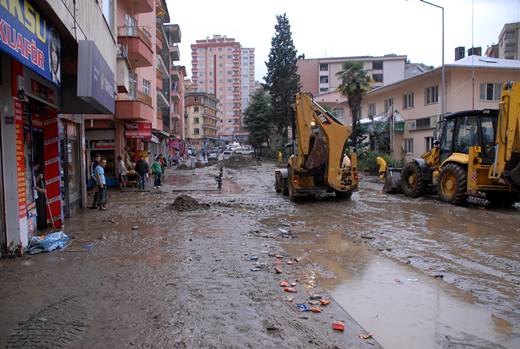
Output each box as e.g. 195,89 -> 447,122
135,155 -> 149,189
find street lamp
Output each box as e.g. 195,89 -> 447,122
419,0 -> 446,119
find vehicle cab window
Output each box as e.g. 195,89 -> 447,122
454,116 -> 479,153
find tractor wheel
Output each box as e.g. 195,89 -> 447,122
282,178 -> 289,196
335,190 -> 353,200
275,172 -> 282,193
401,162 -> 426,198
288,169 -> 299,202
438,163 -> 468,205
486,191 -> 520,207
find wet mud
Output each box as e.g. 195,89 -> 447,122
1,161 -> 519,348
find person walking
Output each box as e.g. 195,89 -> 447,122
95,159 -> 107,210
88,154 -> 101,208
117,155 -> 128,189
135,155 -> 149,190
151,156 -> 163,188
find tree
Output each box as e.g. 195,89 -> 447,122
243,89 -> 273,155
264,13 -> 301,139
336,61 -> 371,149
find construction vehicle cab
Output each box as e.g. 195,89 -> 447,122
275,93 -> 358,201
386,81 -> 520,206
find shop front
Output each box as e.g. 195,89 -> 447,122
125,122 -> 152,161
86,126 -> 118,187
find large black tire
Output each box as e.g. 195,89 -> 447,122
335,190 -> 353,200
486,191 -> 519,207
401,162 -> 426,198
282,178 -> 289,196
288,169 -> 298,202
275,172 -> 282,193
438,163 -> 467,205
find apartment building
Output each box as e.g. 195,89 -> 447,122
498,22 -> 520,60
0,0 -> 116,249
360,55 -> 520,162
240,48 -> 256,113
164,24 -> 185,142
191,35 -> 254,141
184,92 -> 219,151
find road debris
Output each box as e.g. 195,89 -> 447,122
274,267 -> 283,274
359,334 -> 374,340
27,231 -> 70,254
170,195 -> 210,211
284,287 -> 297,293
279,281 -> 289,287
309,294 -> 322,300
320,298 -> 331,306
310,307 -> 322,313
332,320 -> 346,331
297,303 -> 310,312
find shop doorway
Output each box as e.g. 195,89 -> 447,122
60,119 -> 81,217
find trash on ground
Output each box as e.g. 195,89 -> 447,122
297,303 -> 310,312
279,281 -> 289,287
274,267 -> 282,274
27,231 -> 70,254
359,334 -> 374,340
249,255 -> 258,261
310,307 -> 321,313
332,320 -> 346,331
320,298 -> 331,306
286,260 -> 295,265
290,282 -> 297,287
394,278 -> 402,283
407,278 -> 419,282
278,228 -> 289,234
434,274 -> 444,279
309,300 -> 320,306
250,268 -> 261,272
309,294 -> 322,300
286,296 -> 295,302
283,287 -> 297,293
131,225 -> 139,230
361,235 -> 375,240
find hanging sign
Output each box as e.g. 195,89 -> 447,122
0,0 -> 61,85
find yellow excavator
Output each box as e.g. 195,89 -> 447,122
384,81 -> 520,206
275,92 -> 359,201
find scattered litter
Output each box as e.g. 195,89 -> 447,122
250,268 -> 261,272
299,315 -> 309,320
278,228 -> 289,234
310,307 -> 322,313
394,278 -> 402,284
361,235 -> 375,240
407,278 -> 419,282
359,334 -> 373,340
434,274 -> 444,279
279,281 -> 289,287
274,267 -> 282,274
286,296 -> 295,302
261,250 -> 269,254
249,255 -> 258,261
309,300 -> 320,306
131,225 -> 139,230
27,231 -> 70,254
332,320 -> 345,331
290,282 -> 297,287
286,260 -> 295,265
297,303 -> 310,312
309,294 -> 322,300
275,254 -> 284,259
320,298 -> 331,306
284,287 -> 297,293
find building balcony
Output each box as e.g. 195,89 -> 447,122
118,26 -> 153,68
171,89 -> 180,102
156,28 -> 163,51
157,89 -> 169,109
171,112 -> 181,120
164,23 -> 181,44
156,54 -> 169,79
115,91 -> 153,122
119,0 -> 153,13
170,44 -> 180,62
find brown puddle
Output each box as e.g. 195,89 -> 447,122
281,229 -> 518,349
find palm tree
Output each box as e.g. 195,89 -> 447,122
336,61 -> 371,149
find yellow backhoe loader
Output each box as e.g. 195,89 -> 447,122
384,81 -> 520,206
274,93 -> 358,201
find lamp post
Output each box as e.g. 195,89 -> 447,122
420,0 -> 445,118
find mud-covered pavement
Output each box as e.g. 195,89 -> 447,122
1,160 -> 519,348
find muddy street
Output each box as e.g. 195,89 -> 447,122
1,160 -> 519,348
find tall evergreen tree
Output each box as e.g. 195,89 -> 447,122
243,89 -> 273,155
264,13 -> 301,138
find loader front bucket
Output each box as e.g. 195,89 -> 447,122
383,167 -> 402,194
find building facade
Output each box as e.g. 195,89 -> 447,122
240,48 -> 256,113
191,35 -> 253,141
184,92 -> 219,151
0,0 -> 117,250
498,22 -> 520,60
360,56 -> 520,162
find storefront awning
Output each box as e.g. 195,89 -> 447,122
152,129 -> 170,138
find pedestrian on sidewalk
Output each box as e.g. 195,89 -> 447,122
135,155 -> 149,190
95,159 -> 107,210
151,156 -> 163,188
88,154 -> 101,208
117,155 -> 128,189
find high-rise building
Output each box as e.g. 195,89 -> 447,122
191,35 -> 253,141
499,22 -> 520,60
240,48 -> 256,113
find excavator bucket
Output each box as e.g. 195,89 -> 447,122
383,168 -> 402,194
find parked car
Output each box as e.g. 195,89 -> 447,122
239,148 -> 254,155
208,151 -> 218,161
223,150 -> 233,159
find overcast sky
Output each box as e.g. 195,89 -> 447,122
167,0 -> 520,82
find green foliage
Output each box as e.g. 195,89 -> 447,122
264,13 -> 301,138
358,151 -> 400,174
336,61 -> 371,149
243,89 -> 273,155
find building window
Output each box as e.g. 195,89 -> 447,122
194,117 -> 199,124
425,85 -> 439,105
319,87 -> 328,93
372,74 -> 383,83
479,83 -> 502,101
194,128 -> 200,135
368,103 -> 376,117
384,98 -> 393,113
193,106 -> 199,112
333,108 -> 344,118
101,0 -> 114,33
372,60 -> 383,70
425,137 -> 435,152
319,76 -> 329,84
142,79 -> 151,95
404,138 -> 414,153
416,117 -> 431,129
403,92 -> 414,109
319,63 -> 328,71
